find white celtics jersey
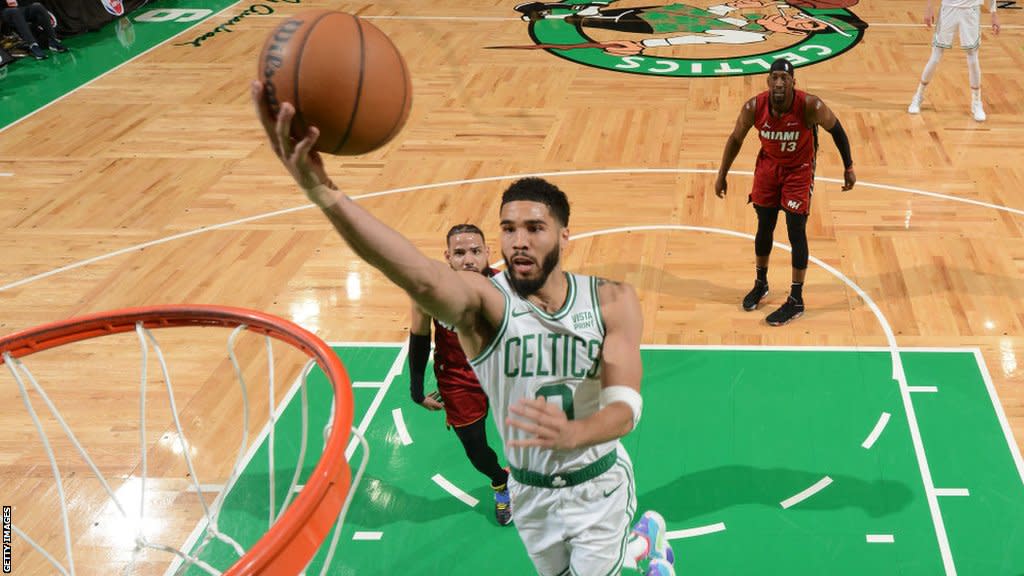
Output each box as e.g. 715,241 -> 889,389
469,271 -> 616,475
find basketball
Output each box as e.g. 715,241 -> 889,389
257,10 -> 412,156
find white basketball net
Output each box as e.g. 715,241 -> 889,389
1,321 -> 367,576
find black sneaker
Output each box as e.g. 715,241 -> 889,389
742,281 -> 769,311
49,39 -> 68,53
29,44 -> 47,60
766,297 -> 804,326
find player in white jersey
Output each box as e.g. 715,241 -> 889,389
251,87 -> 677,576
908,0 -> 1000,121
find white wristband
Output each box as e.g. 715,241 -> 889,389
600,386 -> 643,428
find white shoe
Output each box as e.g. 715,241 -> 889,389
908,93 -> 922,114
971,101 -> 986,122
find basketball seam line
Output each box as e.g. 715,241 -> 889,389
292,11 -> 336,144
334,16 -> 366,155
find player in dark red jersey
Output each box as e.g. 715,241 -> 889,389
408,223 -> 512,526
714,58 -> 856,326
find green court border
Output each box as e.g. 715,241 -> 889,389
165,343 -> 1024,575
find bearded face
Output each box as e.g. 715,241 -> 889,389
499,201 -> 566,298
505,242 -> 560,297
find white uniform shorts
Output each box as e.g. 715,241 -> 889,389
509,445 -> 638,576
933,5 -> 981,50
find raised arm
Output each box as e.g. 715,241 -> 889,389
506,279 -> 643,450
805,94 -> 856,191
714,97 -> 757,198
251,82 -> 502,335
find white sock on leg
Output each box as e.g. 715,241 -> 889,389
622,532 -> 648,569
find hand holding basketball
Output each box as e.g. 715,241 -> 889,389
256,10 -> 412,157
251,82 -> 333,199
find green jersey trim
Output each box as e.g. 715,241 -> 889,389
591,276 -> 606,337
525,272 -> 577,320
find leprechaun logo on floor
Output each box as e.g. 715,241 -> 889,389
502,0 -> 867,77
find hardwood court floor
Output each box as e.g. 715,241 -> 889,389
0,0 -> 1021,573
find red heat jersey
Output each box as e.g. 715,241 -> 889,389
755,89 -> 817,168
431,319 -> 480,390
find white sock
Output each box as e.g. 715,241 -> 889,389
622,532 -> 648,569
971,87 -> 982,102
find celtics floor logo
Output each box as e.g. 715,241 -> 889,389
505,0 -> 868,77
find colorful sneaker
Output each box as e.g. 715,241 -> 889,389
646,558 -> 676,576
494,484 -> 513,526
766,296 -> 804,326
742,280 -> 769,311
631,510 -> 674,567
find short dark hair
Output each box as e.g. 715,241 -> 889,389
446,223 -> 485,244
500,177 -> 570,227
769,58 -> 794,77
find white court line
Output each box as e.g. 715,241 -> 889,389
935,488 -> 970,497
641,344 -> 961,352
346,345 -> 410,460
352,381 -> 384,388
909,386 -> 939,393
862,412 -> 892,450
431,474 -> 479,507
352,531 -> 383,541
184,484 -> 223,494
973,349 -> 1024,488
0,172 -> 12,177
327,341 -> 404,348
867,534 -> 896,544
781,476 -> 833,509
5,168 -> 1024,294
666,522 -> 727,540
392,408 -> 413,446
